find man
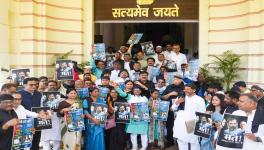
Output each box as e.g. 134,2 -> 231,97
75,80 -> 84,89
110,60 -> 122,81
0,94 -> 18,150
38,76 -> 48,93
205,82 -> 223,105
217,94 -> 264,149
0,83 -> 17,94
129,62 -> 141,82
136,51 -> 147,69
47,80 -> 58,91
134,71 -> 155,98
171,43 -> 187,72
19,77 -> 42,150
233,81 -> 250,94
161,75 -> 185,147
223,118 -> 243,136
171,83 -> 206,150
250,85 -> 264,108
224,90 -> 240,114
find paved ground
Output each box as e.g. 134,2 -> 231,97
165,145 -> 178,150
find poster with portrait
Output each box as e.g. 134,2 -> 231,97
31,107 -> 52,130
131,71 -> 140,82
65,109 -> 85,132
11,69 -> 30,86
147,66 -> 160,81
98,86 -> 110,101
166,60 -> 177,70
217,114 -> 248,149
77,88 -> 89,99
126,33 -> 143,45
105,54 -> 115,69
152,101 -> 170,121
114,102 -> 131,123
55,60 -> 74,81
90,103 -> 108,125
131,102 -> 150,123
141,41 -> 155,56
12,118 -> 34,150
194,112 -> 212,138
41,92 -> 62,111
93,43 -> 106,61
188,59 -> 199,81
164,72 -> 177,85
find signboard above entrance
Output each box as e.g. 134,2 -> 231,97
94,0 -> 199,21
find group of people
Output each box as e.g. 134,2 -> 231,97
0,42 -> 264,150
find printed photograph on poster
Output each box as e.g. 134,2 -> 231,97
164,72 -> 177,85
154,101 -> 170,121
90,102 -> 108,125
65,109 -> 85,132
126,33 -> 143,45
141,41 -> 155,56
31,107 -> 52,130
105,54 -> 115,69
114,102 -> 131,123
147,66 -> 160,81
93,43 -> 106,61
11,69 -> 30,86
76,88 -> 89,99
194,112 -> 212,138
41,92 -> 62,111
98,86 -> 110,100
166,60 -> 177,70
55,60 -> 74,81
217,114 -> 248,149
131,102 -> 150,123
12,118 -> 34,150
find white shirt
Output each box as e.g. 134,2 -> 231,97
216,110 -> 264,150
124,61 -> 131,72
172,52 -> 187,71
171,94 -> 206,143
14,105 -> 38,119
110,70 -> 120,81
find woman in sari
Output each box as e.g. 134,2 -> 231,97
83,87 -> 106,150
57,88 -> 82,150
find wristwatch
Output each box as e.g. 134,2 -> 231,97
256,136 -> 263,143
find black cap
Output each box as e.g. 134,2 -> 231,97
0,94 -> 14,102
234,81 -> 246,87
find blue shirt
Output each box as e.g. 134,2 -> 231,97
20,90 -> 42,111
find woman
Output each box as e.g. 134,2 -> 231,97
201,93 -> 226,150
57,88 -> 82,150
105,88 -> 127,150
113,83 -> 149,150
83,88 -> 105,150
124,80 -> 134,94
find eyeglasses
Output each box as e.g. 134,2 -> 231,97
28,84 -> 37,86
14,98 -> 22,101
1,100 -> 13,104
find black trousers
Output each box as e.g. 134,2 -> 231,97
166,110 -> 175,145
31,131 -> 41,150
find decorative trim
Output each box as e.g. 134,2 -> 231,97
19,26 -> 83,34
20,52 -> 84,56
209,24 -> 264,32
209,0 -> 253,8
20,13 -> 84,22
10,64 -> 54,68
21,39 -> 84,45
209,54 -> 264,57
209,9 -> 264,20
14,0 -> 83,11
208,39 -> 264,45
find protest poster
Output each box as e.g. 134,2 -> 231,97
90,102 -> 108,125
131,71 -> 140,82
127,33 -> 143,45
12,118 -> 34,150
76,88 -> 89,99
41,92 -> 62,111
141,41 -> 155,56
194,112 -> 212,138
147,66 -> 160,81
152,101 -> 170,121
105,54 -> 115,69
217,114 -> 248,149
98,86 -> 110,101
31,107 -> 52,130
65,109 -> 85,132
164,72 -> 177,85
55,60 -> 74,81
131,102 -> 150,123
11,69 -> 30,86
114,102 -> 131,123
93,43 -> 106,61
188,59 -> 199,80
166,60 -> 177,70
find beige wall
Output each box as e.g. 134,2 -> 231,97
199,0 -> 264,86
0,0 -> 94,81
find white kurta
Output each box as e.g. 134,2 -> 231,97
40,113 -> 61,141
171,95 -> 206,144
216,110 -> 264,150
14,105 -> 38,119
